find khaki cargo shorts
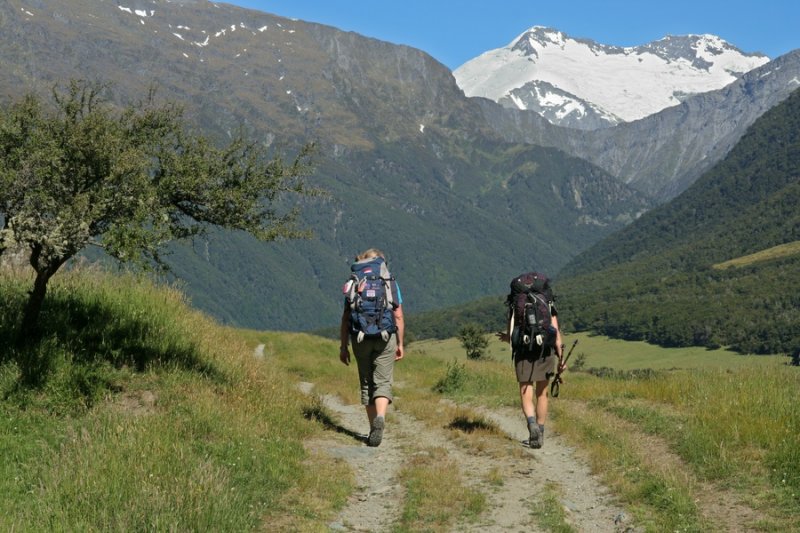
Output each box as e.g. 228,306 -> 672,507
351,333 -> 397,405
514,347 -> 557,383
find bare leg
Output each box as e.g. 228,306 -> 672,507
519,382 -> 535,418
366,396 -> 390,425
534,380 -> 549,425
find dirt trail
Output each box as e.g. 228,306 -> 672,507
475,406 -> 628,532
297,381 -> 631,532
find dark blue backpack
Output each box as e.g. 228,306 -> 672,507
344,257 -> 397,342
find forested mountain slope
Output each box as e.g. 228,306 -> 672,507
556,88 -> 800,354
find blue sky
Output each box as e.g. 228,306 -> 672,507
225,0 -> 799,70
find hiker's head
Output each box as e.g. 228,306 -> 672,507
356,248 -> 385,261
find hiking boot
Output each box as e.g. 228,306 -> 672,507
528,421 -> 542,449
368,416 -> 385,447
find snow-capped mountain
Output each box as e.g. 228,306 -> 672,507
454,26 -> 770,130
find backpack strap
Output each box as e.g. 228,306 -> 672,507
379,260 -> 395,308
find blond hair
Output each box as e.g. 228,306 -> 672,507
355,248 -> 385,261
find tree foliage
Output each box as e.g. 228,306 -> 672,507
0,80 -> 317,375
403,295 -> 506,341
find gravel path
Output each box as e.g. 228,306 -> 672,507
297,381 -> 631,532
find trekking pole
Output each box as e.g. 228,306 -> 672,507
550,339 -> 578,398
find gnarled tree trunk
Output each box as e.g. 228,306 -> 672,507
16,244 -> 68,384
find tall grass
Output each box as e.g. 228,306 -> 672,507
240,327 -> 799,530
11,265 -> 793,530
538,369 -> 798,529
0,268 -> 350,530
563,367 -> 800,487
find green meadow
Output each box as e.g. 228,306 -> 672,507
713,240 -> 800,270
413,331 -> 785,370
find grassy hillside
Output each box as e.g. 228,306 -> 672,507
713,240 -> 800,270
0,268 -> 349,530
554,87 -> 800,354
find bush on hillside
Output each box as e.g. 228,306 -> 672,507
458,323 -> 489,360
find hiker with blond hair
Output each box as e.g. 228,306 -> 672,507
339,248 -> 404,447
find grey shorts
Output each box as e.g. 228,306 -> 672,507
351,333 -> 398,405
514,347 -> 557,383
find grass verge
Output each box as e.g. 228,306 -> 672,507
15,265 -> 793,530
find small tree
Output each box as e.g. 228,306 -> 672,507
570,351 -> 587,371
458,322 -> 489,360
0,81 -> 318,378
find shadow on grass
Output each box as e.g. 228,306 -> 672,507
1,287 -> 227,390
447,415 -> 500,434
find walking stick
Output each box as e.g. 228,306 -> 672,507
550,339 -> 578,398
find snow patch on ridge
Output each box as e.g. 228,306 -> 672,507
118,6 -> 153,17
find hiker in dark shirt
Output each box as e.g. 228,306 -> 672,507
339,248 -> 405,447
497,273 -> 565,449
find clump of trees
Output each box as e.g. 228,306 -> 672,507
0,80 -> 318,382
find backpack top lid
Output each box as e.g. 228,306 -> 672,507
351,256 -> 387,277
510,271 -> 550,295
507,271 -> 553,319
346,255 -> 394,304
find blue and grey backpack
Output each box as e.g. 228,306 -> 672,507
344,257 -> 397,342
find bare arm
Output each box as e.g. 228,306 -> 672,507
552,315 -> 566,370
339,306 -> 350,365
496,310 -> 512,343
393,305 -> 404,360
